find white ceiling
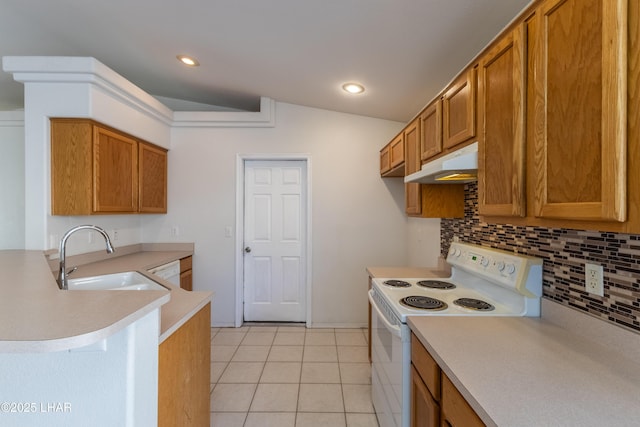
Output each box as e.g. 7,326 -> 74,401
0,0 -> 532,122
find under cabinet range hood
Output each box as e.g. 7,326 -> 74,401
404,141 -> 478,184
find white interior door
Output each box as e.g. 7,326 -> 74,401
243,160 -> 307,322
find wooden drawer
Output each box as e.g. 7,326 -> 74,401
180,256 -> 192,273
411,333 -> 441,401
441,373 -> 485,427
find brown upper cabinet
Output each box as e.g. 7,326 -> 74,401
443,68 -> 477,150
378,0 -> 636,230
420,99 -> 443,162
389,133 -> 405,169
532,0 -> 627,222
380,133 -> 405,177
382,117 -> 464,219
380,144 -> 391,174
477,25 -> 526,217
138,141 -> 168,213
404,119 -> 422,216
51,118 -> 168,215
93,126 -> 138,213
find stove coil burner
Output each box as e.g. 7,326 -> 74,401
383,280 -> 412,288
417,280 -> 456,290
453,298 -> 495,311
400,296 -> 448,311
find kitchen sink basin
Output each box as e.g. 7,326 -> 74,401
66,271 -> 169,291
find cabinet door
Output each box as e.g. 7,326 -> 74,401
405,119 -> 422,216
441,374 -> 485,427
443,68 -> 477,149
380,145 -> 391,175
158,303 -> 210,427
93,126 -> 138,213
390,133 -> 405,168
533,0 -> 627,221
411,333 -> 441,401
420,99 -> 443,161
411,365 -> 440,427
51,119 -> 94,215
180,270 -> 193,291
478,26 -> 526,217
180,256 -> 193,291
139,141 -> 168,213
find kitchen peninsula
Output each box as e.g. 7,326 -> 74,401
0,245 -> 212,427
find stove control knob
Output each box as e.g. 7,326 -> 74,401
505,263 -> 516,274
448,247 -> 461,258
496,261 -> 505,271
480,256 -> 489,267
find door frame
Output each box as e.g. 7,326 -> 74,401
235,154 -> 312,327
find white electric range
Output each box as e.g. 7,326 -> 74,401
368,240 -> 543,427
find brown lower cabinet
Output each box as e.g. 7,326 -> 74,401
441,374 -> 485,427
411,333 -> 484,427
180,256 -> 193,291
50,118 -> 168,215
158,302 -> 211,426
411,365 -> 440,427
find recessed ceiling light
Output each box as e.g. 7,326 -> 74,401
342,83 -> 365,94
177,55 -> 199,67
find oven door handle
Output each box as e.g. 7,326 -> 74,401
368,290 -> 402,338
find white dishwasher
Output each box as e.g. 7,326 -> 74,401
147,260 -> 181,286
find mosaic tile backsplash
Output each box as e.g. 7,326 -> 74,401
441,182 -> 640,333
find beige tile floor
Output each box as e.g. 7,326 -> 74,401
210,325 -> 380,427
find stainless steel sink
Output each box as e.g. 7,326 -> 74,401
66,271 -> 170,291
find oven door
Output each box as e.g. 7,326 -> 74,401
368,290 -> 410,427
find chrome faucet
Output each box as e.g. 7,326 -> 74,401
57,225 -> 115,290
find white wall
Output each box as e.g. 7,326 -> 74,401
406,217 -> 441,267
0,111 -> 25,249
142,102 -> 408,326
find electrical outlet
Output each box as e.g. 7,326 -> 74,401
171,226 -> 179,237
585,263 -> 604,297
112,229 -> 119,241
49,234 -> 60,250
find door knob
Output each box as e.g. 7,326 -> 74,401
244,246 -> 251,253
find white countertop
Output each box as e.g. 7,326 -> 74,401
0,245 -> 211,353
366,262 -> 451,280
408,300 -> 640,426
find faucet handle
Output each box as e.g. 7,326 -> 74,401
66,266 -> 78,276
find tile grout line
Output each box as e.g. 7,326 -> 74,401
209,327 -> 378,426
